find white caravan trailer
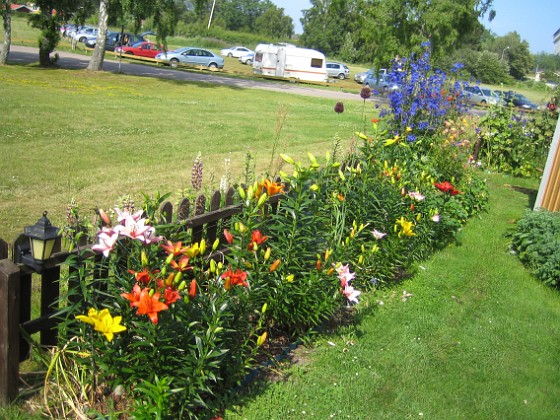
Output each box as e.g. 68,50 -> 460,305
252,43 -> 328,82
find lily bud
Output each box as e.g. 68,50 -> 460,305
269,259 -> 280,272
165,253 -> 174,265
338,170 -> 346,181
280,154 -> 295,165
257,332 -> 268,346
178,280 -> 186,291
174,271 -> 182,284
212,238 -> 220,251
286,274 -> 294,283
189,279 -> 197,298
257,192 -> 268,208
261,303 -> 268,314
98,208 -> 111,226
264,247 -> 271,261
141,250 -> 148,267
238,186 -> 246,200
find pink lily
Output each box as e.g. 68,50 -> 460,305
92,230 -> 119,257
343,285 -> 361,304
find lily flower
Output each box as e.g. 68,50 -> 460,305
163,286 -> 181,306
134,288 -> 169,324
121,283 -> 143,307
343,285 -> 361,304
335,263 -> 356,288
114,215 -> 152,241
92,230 -> 119,257
408,191 -> 425,201
128,268 -> 158,286
372,229 -> 387,240
248,230 -> 269,251
160,240 -> 189,257
115,208 -> 143,223
221,268 -> 249,290
76,308 -> 126,342
171,255 -> 192,272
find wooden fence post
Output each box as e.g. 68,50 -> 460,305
0,259 -> 21,405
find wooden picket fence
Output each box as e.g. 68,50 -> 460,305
0,186 -> 284,404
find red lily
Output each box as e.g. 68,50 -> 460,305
434,181 -> 461,195
128,268 -> 159,286
221,268 -> 249,290
248,230 -> 269,251
163,286 -> 181,306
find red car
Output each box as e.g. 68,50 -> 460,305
114,41 -> 163,58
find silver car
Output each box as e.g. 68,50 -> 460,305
462,86 -> 500,105
363,73 -> 399,92
156,47 -> 225,69
355,68 -> 387,83
326,62 -> 350,79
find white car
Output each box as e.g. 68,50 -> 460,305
220,46 -> 254,58
239,52 -> 254,65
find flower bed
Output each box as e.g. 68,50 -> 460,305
36,44 -> 494,419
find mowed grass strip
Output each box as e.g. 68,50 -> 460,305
225,174 -> 560,419
0,65 -> 364,242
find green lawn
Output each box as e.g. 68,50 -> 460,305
225,174 -> 560,419
0,64 -> 367,243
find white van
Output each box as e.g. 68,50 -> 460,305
252,43 -> 328,83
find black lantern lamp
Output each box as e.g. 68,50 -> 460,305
21,211 -> 61,271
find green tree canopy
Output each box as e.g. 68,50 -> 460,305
254,6 -> 294,39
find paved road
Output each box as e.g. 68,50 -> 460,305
6,45 -> 368,103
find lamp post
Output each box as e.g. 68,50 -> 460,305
21,211 -> 61,272
500,46 -> 510,63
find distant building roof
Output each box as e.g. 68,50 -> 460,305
10,4 -> 33,13
555,27 -> 560,55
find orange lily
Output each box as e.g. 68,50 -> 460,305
121,283 -> 143,308
160,240 -> 189,257
134,288 -> 168,324
171,255 -> 192,272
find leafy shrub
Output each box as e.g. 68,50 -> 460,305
477,106 -> 556,177
510,209 -> 560,287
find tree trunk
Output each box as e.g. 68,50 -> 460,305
0,0 -> 11,64
87,0 -> 109,71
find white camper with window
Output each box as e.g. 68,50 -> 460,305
252,43 -> 328,83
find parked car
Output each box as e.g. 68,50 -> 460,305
114,42 -> 163,58
326,62 -> 350,79
156,47 -> 225,69
462,85 -> 500,105
73,27 -> 97,43
239,52 -> 254,65
363,73 -> 400,92
355,68 -> 387,84
498,91 -> 539,110
220,46 -> 254,58
85,32 -> 145,51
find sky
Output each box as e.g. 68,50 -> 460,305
270,0 -> 559,54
